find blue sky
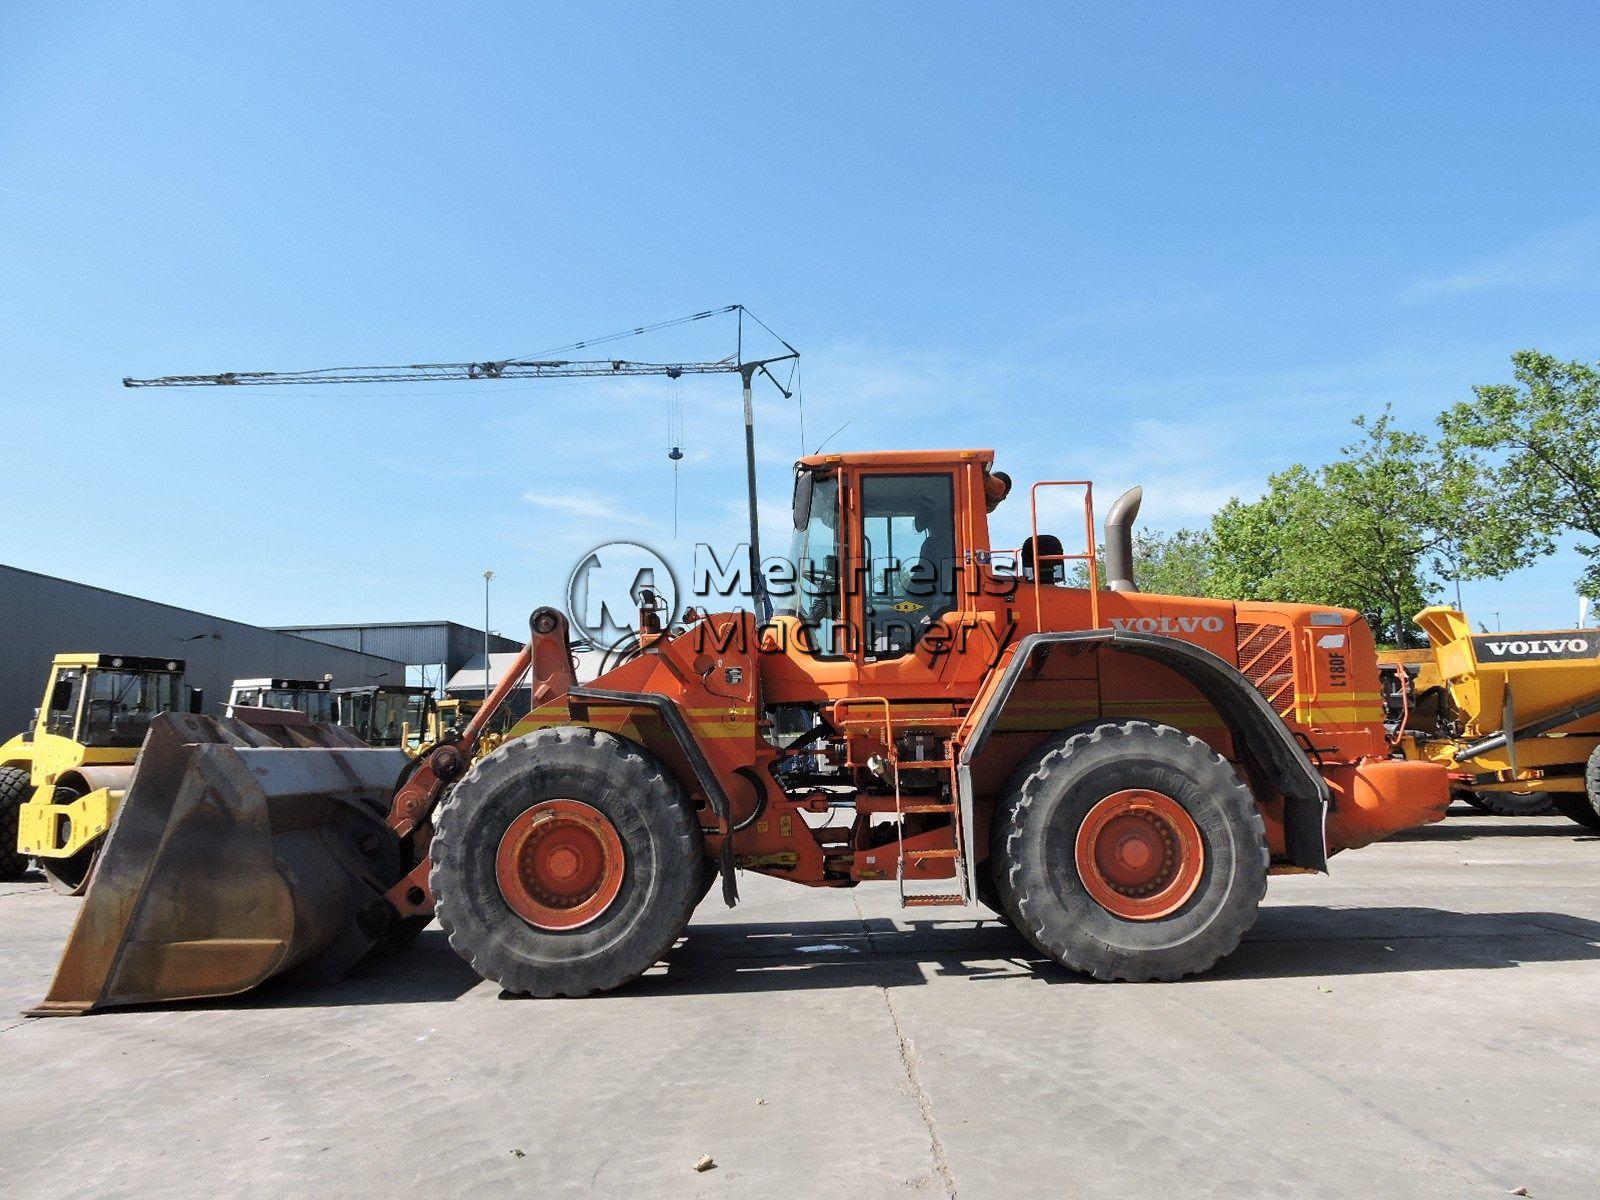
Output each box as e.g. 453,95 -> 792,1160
2,2 -> 1598,639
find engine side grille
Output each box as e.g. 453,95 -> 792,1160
1236,622 -> 1295,718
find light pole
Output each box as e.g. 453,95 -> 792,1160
483,569 -> 494,704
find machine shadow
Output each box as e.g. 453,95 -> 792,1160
225,928 -> 487,1011
1388,809 -> 1597,842
164,904 -> 1600,1011
585,904 -> 1600,999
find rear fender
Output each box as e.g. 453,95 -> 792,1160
962,630 -> 1329,873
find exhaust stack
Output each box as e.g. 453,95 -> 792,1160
1104,486 -> 1142,593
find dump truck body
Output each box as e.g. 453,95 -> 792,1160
1380,606 -> 1600,826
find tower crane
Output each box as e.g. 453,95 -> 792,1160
124,305 -> 798,616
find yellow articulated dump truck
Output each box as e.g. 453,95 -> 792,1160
0,654 -> 197,892
1380,607 -> 1600,830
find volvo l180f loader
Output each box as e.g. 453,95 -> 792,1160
31,450 -> 1449,1014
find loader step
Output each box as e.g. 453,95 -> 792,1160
901,893 -> 966,907
905,848 -> 960,858
901,803 -> 956,814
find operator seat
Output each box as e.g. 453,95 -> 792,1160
1020,534 -> 1066,584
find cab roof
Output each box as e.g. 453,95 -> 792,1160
53,653 -> 185,673
231,678 -> 331,691
796,448 -> 995,471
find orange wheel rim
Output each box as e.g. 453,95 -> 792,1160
1074,789 -> 1205,920
496,799 -> 626,930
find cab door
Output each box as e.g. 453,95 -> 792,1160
850,469 -> 967,694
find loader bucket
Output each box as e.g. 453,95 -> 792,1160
27,713 -> 409,1016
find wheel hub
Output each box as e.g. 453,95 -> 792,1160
495,799 -> 626,930
1075,789 -> 1205,920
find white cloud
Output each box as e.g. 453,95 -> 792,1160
1401,220 -> 1600,302
522,489 -> 652,526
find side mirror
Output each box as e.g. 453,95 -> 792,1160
188,687 -> 205,715
792,469 -> 814,530
50,679 -> 73,712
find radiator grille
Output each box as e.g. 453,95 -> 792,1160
1236,622 -> 1295,717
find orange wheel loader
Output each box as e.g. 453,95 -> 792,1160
29,449 -> 1450,1014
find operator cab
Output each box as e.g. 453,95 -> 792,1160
335,685 -> 436,748
39,654 -> 192,749
782,449 -> 1012,664
226,678 -> 335,723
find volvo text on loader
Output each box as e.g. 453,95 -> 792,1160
31,450 -> 1451,1014
0,654 -> 198,894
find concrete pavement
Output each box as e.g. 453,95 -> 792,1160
2,805 -> 1598,1199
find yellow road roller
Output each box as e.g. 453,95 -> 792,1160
0,654 -> 197,892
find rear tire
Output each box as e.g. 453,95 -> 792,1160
1466,790 -> 1556,817
993,720 -> 1268,982
431,727 -> 703,997
0,767 -> 29,880
1552,749 -> 1600,831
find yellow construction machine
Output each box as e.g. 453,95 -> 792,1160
1380,607 -> 1600,830
0,654 -> 198,892
335,684 -> 437,750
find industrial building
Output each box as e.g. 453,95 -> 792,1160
274,621 -> 521,694
0,564 -> 407,736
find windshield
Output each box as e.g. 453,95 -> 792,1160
81,670 -> 182,748
780,473 -> 841,649
370,692 -> 412,747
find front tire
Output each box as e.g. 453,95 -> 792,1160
993,720 -> 1268,982
431,726 -> 703,997
0,767 -> 29,880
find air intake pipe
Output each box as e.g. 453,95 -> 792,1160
1104,486 -> 1142,593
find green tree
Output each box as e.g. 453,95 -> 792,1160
1068,526 -> 1218,596
1206,409 -> 1525,646
1129,527 -> 1218,597
1439,350 -> 1600,599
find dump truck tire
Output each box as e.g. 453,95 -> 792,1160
431,726 -> 703,997
994,720 -> 1268,982
1552,749 -> 1600,831
0,766 -> 28,880
1551,795 -> 1600,831
1465,790 -> 1557,817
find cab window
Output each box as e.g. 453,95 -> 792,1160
782,472 -> 845,655
860,473 -> 957,659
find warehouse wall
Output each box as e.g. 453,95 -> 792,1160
0,564 -> 406,737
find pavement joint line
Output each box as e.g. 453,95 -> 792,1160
852,892 -> 958,1199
